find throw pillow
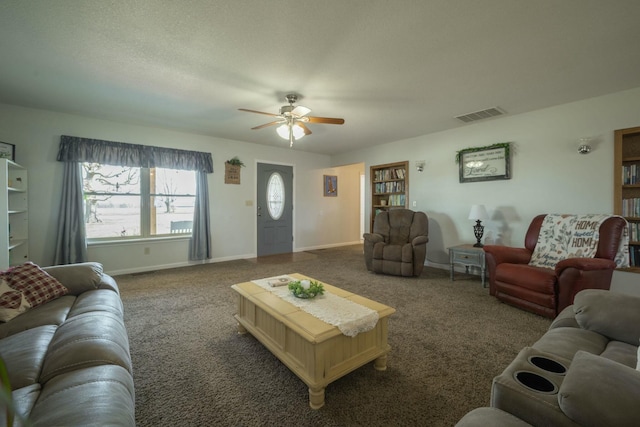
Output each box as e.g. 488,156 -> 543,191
0,277 -> 31,322
7,262 -> 69,309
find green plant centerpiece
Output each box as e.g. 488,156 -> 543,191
288,279 -> 325,299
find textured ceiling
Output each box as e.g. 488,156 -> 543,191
1,1 -> 640,155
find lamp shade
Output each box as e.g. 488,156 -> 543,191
276,123 -> 305,140
468,204 -> 488,221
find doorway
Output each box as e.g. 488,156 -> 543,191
256,163 -> 293,256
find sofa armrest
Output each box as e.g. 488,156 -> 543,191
555,257 -> 616,274
483,245 -> 532,265
363,233 -> 384,244
42,262 -> 105,296
558,350 -> 640,427
411,235 -> 428,246
572,289 -> 640,345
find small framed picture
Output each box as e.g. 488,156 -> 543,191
0,142 -> 15,161
323,175 -> 337,197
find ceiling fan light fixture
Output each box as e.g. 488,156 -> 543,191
276,123 -> 305,140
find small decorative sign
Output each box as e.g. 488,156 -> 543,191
457,142 -> 511,183
324,175 -> 337,197
225,162 -> 241,184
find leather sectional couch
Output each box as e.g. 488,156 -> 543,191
0,262 -> 135,426
457,289 -> 640,426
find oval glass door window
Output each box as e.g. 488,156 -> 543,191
267,172 -> 285,220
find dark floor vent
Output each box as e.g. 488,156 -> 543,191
455,107 -> 505,123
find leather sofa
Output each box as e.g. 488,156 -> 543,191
363,209 -> 429,277
457,289 -> 640,426
0,262 -> 135,426
483,214 -> 627,318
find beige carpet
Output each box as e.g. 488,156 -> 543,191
116,245 -> 550,426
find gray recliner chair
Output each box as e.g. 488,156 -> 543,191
363,209 -> 429,277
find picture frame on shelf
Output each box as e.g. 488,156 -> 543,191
0,142 -> 15,162
458,142 -> 511,183
323,175 -> 337,197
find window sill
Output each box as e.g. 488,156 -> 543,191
88,235 -> 191,247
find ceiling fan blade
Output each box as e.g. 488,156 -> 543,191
298,122 -> 312,135
251,121 -> 282,130
291,105 -> 311,117
306,116 -> 345,125
238,108 -> 280,117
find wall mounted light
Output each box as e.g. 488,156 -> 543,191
416,160 -> 425,172
578,137 -> 592,154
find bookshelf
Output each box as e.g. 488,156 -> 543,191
370,161 -> 409,231
614,125 -> 640,271
0,159 -> 29,269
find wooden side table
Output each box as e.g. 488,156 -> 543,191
449,244 -> 486,287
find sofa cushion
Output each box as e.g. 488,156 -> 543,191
40,311 -> 132,383
496,264 -> 556,293
456,407 -> 532,426
4,262 -> 69,309
0,295 -> 74,339
0,277 -> 31,322
0,325 -> 57,389
68,289 -> 124,319
29,365 -> 136,427
558,350 -> 640,427
573,289 -> 640,346
599,340 -> 637,368
532,326 -> 608,361
10,384 -> 41,426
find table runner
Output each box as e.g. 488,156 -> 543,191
251,275 -> 379,337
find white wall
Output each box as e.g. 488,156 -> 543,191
332,87 -> 640,295
0,104 -> 364,274
2,87 -> 639,294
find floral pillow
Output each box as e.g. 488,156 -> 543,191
0,277 -> 31,322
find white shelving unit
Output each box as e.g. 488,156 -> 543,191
0,159 -> 28,269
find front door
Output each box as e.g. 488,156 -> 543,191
257,163 -> 293,256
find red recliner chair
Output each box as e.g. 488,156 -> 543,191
483,214 -> 627,318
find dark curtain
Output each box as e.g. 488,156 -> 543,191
53,162 -> 88,264
54,135 -> 214,264
57,135 -> 214,172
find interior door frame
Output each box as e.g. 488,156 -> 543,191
255,159 -> 296,256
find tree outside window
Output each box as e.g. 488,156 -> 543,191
82,163 -> 196,239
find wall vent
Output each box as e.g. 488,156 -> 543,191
455,107 -> 506,123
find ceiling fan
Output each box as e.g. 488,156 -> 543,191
239,94 -> 345,147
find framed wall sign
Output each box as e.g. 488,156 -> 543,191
0,141 -> 15,161
458,143 -> 511,183
323,175 -> 337,197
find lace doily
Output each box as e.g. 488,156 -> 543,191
251,275 -> 379,337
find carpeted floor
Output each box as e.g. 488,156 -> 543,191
115,244 -> 550,426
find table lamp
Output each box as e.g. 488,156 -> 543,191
468,204 -> 489,247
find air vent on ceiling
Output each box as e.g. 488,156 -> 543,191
455,107 -> 506,123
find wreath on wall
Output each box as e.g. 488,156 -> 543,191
455,142 -> 511,164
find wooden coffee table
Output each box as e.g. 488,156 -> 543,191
231,273 -> 395,409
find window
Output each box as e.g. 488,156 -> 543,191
82,163 -> 196,239
266,172 -> 285,220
